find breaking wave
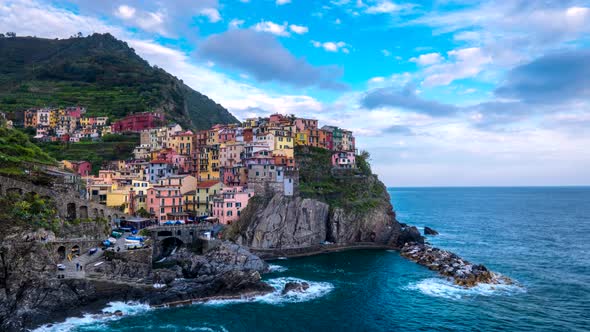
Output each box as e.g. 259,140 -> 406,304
268,264 -> 288,273
33,301 -> 151,332
405,278 -> 525,300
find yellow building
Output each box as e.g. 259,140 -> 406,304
294,132 -> 308,147
106,187 -> 130,213
169,131 -> 193,155
184,181 -> 223,217
199,146 -> 220,181
272,132 -> 294,159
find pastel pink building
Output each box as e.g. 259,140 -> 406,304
147,186 -> 187,223
211,186 -> 254,225
331,151 -> 356,169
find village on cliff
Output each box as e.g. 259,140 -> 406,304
9,108 -> 357,226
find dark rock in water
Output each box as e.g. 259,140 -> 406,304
113,310 -> 123,317
400,242 -> 513,287
424,227 -> 439,236
395,226 -> 424,247
282,282 -> 310,295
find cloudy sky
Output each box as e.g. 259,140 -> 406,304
1,0 -> 589,186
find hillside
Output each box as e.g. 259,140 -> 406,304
0,127 -> 56,176
0,33 -> 238,129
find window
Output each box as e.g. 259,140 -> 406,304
227,202 -> 232,208
160,208 -> 165,213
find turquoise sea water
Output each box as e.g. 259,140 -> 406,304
38,187 -> 590,332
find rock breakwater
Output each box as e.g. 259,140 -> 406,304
400,242 -> 513,287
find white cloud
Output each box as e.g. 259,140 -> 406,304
115,5 -> 136,19
289,24 -> 309,34
253,21 -> 290,36
276,0 -> 291,5
381,49 -> 391,57
199,8 -> 221,23
410,52 -> 443,66
366,1 -> 408,14
229,19 -> 245,28
334,18 -> 342,24
311,40 -> 350,53
422,48 -> 492,87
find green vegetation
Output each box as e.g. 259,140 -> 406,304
0,193 -> 60,232
296,146 -> 386,212
0,34 -> 238,129
36,133 -> 139,174
0,127 -> 56,175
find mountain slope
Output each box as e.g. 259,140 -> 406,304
0,33 -> 238,129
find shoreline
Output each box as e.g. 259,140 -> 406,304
250,242 -> 395,260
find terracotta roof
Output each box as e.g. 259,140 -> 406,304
197,180 -> 221,188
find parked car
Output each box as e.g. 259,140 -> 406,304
57,264 -> 66,271
88,248 -> 98,255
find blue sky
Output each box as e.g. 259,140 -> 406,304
1,0 -> 589,186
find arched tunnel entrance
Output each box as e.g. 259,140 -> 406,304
160,237 -> 184,257
57,246 -> 66,260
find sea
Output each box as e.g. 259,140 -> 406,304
35,187 -> 590,332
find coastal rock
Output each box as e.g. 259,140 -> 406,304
393,225 -> 424,247
169,241 -> 269,278
282,281 -> 310,295
0,225 -> 271,331
229,175 -> 417,253
400,242 -> 512,287
231,195 -> 330,249
424,227 -> 439,236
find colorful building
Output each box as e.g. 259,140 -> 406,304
332,151 -> 356,169
211,186 -> 254,224
111,112 -> 165,133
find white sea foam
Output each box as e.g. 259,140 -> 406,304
201,277 -> 334,306
268,264 -> 288,273
33,301 -> 151,332
277,256 -> 288,260
406,278 -> 525,300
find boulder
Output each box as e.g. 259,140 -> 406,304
281,282 -> 310,295
424,227 -> 439,236
400,242 -> 512,287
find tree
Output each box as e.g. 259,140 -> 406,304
0,33 -> 5,38
6,32 -> 16,37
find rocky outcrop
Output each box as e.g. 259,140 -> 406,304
0,225 -> 271,331
231,184 -> 423,253
282,281 -> 310,295
232,195 -> 330,249
424,227 -> 439,236
400,242 -> 513,287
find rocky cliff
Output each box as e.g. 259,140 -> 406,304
0,226 -> 270,331
229,158 -> 422,252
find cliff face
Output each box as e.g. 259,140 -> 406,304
232,195 -> 330,249
230,173 -> 420,252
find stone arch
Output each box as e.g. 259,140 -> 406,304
157,230 -> 173,237
160,237 -> 184,256
6,187 -> 22,196
57,246 -> 66,260
92,208 -> 99,219
71,245 -> 81,256
79,206 -> 88,219
176,230 -> 182,236
67,203 -> 76,220
100,209 -> 105,217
